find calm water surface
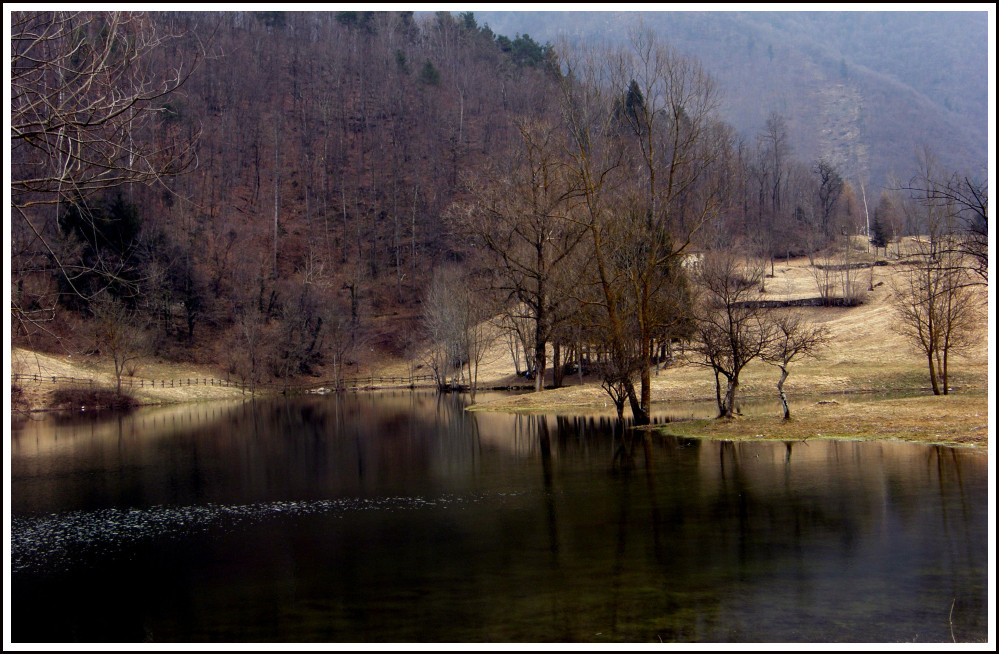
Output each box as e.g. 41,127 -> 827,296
10,392 -> 988,642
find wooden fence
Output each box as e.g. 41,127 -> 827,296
11,373 -> 438,393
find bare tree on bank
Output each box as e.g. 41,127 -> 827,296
898,163 -> 988,284
553,29 -> 725,424
761,310 -> 828,420
890,242 -> 981,395
11,11 -> 203,332
451,118 -> 585,392
420,266 -> 495,397
91,292 -> 147,397
690,250 -> 776,418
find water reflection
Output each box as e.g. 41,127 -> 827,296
11,393 -> 987,643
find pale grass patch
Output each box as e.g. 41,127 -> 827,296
661,392 -> 989,449
12,347 -> 247,411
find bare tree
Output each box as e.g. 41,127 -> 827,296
11,11 -> 202,331
899,161 -> 988,284
451,118 -> 584,392
324,311 -> 357,392
611,29 -> 726,424
890,242 -> 981,395
597,352 -> 639,422
231,306 -> 270,395
761,310 -> 828,420
421,266 -> 464,390
552,30 -> 724,424
690,250 -> 776,418
420,266 -> 495,397
91,292 -> 147,396
814,159 -> 844,241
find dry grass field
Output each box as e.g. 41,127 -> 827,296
446,248 -> 991,448
11,347 -> 248,412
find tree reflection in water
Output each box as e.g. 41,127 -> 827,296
10,393 -> 987,643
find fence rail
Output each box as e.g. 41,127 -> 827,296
11,373 -> 439,393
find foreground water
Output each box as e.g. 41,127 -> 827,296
10,392 -> 988,642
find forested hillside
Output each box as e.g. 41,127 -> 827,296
473,10 -> 989,189
12,11 -> 553,368
10,10 -> 987,405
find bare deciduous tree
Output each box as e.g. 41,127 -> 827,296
552,29 -> 723,424
91,292 -> 147,396
890,242 -> 981,395
814,158 -> 844,241
451,118 -> 584,392
11,11 -> 202,332
899,161 -> 988,284
761,310 -> 829,420
690,250 -> 776,418
420,266 -> 496,397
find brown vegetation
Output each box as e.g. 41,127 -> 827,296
50,386 -> 139,412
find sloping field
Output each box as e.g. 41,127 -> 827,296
422,252 -> 990,416
11,348 -> 247,411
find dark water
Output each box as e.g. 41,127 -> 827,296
9,392 -> 988,643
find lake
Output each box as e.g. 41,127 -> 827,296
9,392 -> 989,643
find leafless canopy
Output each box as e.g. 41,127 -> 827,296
11,11 -> 200,205
890,243 -> 981,396
690,250 -> 777,418
11,11 -> 203,333
551,28 -> 726,423
761,310 -> 828,420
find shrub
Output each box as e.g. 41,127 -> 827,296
12,382 -> 29,411
50,386 -> 138,411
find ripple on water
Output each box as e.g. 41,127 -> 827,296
10,491 -> 528,574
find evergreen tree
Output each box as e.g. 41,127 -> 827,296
870,211 -> 891,254
419,59 -> 440,85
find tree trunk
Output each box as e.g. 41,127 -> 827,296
626,379 -> 650,426
714,369 -> 724,417
720,375 -> 739,418
552,340 -> 563,388
927,352 -> 941,395
508,332 -> 522,377
941,346 -> 949,395
534,338 -> 546,393
639,288 -> 652,417
777,366 -> 790,421
534,306 -> 547,392
640,365 -> 651,420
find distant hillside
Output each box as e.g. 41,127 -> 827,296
472,10 -> 989,190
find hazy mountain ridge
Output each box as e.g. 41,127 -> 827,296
473,10 -> 988,188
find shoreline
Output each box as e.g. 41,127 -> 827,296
13,371 -> 988,451
468,384 -> 989,450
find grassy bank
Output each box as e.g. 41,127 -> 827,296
11,348 -> 251,412
656,391 -> 989,449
